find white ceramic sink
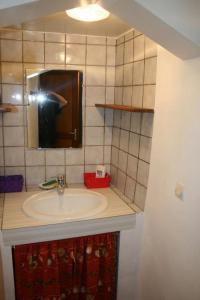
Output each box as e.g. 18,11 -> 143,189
22,189 -> 108,221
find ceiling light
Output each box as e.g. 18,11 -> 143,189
66,4 -> 110,22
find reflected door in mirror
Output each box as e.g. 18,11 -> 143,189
27,70 -> 82,149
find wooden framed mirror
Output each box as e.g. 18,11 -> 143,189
26,69 -> 83,149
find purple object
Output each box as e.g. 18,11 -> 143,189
0,175 -> 23,193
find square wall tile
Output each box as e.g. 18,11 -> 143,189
86,107 -> 104,127
87,36 -> 106,45
1,40 -> 22,62
5,167 -> 25,178
85,127 -> 104,145
45,32 -> 65,43
114,87 -> 123,105
134,35 -> 144,61
0,149 -> 4,166
86,86 -> 105,106
121,111 -> 131,130
3,106 -> 24,126
110,165 -> 118,186
46,166 -> 65,179
107,37 -> 116,46
66,44 -> 86,65
26,166 -> 45,186
66,34 -> 86,44
46,149 -> 65,165
23,41 -> 44,63
134,183 -> 147,210
116,44 -> 124,65
104,126 -> 112,145
87,45 -> 106,65
119,129 -> 129,152
115,66 -> 123,86
113,110 -> 121,128
118,150 -> 128,173
66,148 -> 84,165
141,113 -> 154,137
131,112 -> 141,134
4,147 -> 24,166
25,149 -> 45,166
125,30 -> 134,41
1,30 -> 22,40
143,85 -> 156,109
4,127 -> 24,146
111,146 -> 119,167
85,146 -> 103,164
137,160 -> 149,187
117,35 -> 124,45
112,127 -> 120,147
116,170 -> 126,193
123,86 -> 132,106
2,63 -> 23,84
127,155 -> 138,180
124,39 -> 133,64
45,43 -> 65,64
132,85 -> 143,107
125,176 -> 136,201
105,109 -> 113,127
2,84 -> 23,105
133,60 -> 144,85
106,87 -> 114,104
123,63 -> 133,86
23,31 -> 44,41
66,165 -> 84,183
107,46 -> 115,66
106,67 -> 115,86
144,57 -> 157,84
129,133 -> 140,157
86,66 -> 105,86
145,37 -> 157,58
139,136 -> 152,163
104,146 -> 111,164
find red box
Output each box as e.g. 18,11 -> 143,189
84,172 -> 111,188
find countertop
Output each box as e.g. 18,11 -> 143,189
1,186 -> 136,246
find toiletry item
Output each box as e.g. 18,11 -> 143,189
0,175 -> 23,193
39,178 -> 58,190
84,172 -> 111,188
96,165 -> 106,178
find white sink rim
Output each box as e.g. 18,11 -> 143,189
22,188 -> 108,221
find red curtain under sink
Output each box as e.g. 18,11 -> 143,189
13,232 -> 118,300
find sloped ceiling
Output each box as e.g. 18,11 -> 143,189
0,0 -> 200,59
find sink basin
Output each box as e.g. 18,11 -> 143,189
22,189 -> 108,221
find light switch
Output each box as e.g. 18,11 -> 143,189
175,182 -> 184,200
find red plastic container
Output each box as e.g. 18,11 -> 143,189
84,172 -> 111,188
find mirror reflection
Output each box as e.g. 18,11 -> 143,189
27,69 -> 83,149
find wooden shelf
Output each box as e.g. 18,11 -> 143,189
0,103 -> 17,112
95,104 -> 154,113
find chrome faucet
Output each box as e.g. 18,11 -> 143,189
57,174 -> 65,195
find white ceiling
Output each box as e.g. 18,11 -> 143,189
1,0 -> 200,58
21,11 -> 131,36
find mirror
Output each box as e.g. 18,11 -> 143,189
26,69 -> 83,149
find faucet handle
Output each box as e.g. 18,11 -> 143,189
57,174 -> 65,186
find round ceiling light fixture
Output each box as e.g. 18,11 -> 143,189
66,4 -> 110,22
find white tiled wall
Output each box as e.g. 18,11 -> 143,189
111,29 -> 157,210
0,30 -> 116,187
0,28 -> 157,211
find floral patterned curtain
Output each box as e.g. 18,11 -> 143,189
13,232 -> 118,300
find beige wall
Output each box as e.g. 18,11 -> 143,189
0,30 -> 115,188
139,46 -> 200,299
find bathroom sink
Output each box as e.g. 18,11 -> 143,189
22,189 -> 108,221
